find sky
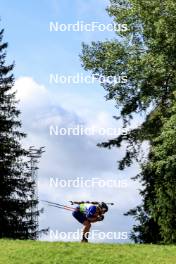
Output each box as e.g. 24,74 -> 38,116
1,0 -> 142,243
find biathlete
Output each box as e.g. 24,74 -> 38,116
72,201 -> 108,242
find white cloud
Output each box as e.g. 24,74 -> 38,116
14,77 -> 48,105
14,76 -> 141,242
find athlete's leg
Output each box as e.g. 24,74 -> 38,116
82,220 -> 91,242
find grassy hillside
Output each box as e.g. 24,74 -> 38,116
0,240 -> 176,264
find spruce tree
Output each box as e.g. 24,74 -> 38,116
0,28 -> 42,239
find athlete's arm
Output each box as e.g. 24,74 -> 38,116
87,215 -> 104,222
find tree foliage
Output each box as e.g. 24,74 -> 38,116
81,0 -> 176,243
0,28 -> 43,239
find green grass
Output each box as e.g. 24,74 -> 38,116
0,240 -> 176,264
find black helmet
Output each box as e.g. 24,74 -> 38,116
99,202 -> 108,213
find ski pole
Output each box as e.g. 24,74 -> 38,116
69,201 -> 114,206
41,200 -> 75,211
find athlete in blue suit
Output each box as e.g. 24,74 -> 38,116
72,202 -> 108,242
